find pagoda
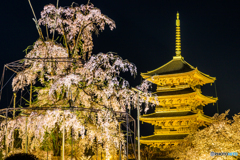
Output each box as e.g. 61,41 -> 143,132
139,12 -> 218,150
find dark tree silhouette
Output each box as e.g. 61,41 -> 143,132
5,153 -> 38,160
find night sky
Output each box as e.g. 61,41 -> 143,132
1,0 -> 240,136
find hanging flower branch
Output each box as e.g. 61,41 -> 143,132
0,109 -> 125,159
38,3 -> 116,59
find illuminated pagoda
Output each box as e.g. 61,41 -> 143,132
139,12 -> 218,149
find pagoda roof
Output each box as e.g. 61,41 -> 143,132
140,134 -> 188,141
140,111 -> 213,123
148,89 -> 218,106
141,111 -> 195,118
141,56 -> 216,85
155,88 -> 194,96
141,56 -> 194,77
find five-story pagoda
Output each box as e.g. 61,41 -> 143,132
139,12 -> 218,150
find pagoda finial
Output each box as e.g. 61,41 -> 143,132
175,12 -> 181,57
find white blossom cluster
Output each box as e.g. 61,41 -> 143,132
48,53 -> 154,112
38,3 -> 115,57
12,40 -> 70,91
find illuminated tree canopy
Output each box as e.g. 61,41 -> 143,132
0,2 -> 156,159
170,110 -> 240,160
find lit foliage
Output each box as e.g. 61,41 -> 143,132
38,3 -> 116,58
170,110 -> 240,160
0,109 -> 124,159
3,2 -> 155,159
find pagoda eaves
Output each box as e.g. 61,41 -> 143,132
139,134 -> 187,149
148,88 -> 217,108
141,56 -> 216,87
140,111 -> 213,124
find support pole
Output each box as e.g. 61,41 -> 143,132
30,83 -> 32,107
13,92 -> 16,118
12,92 -> 16,154
133,119 -> 137,160
12,119 -> 15,154
126,113 -> 129,160
62,113 -> 65,160
134,119 -> 136,159
71,127 -> 73,160
25,117 -> 28,153
137,92 -> 140,160
71,108 -> 73,160
119,122 -> 121,160
5,109 -> 8,156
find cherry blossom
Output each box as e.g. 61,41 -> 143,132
6,2 -> 155,159
169,110 -> 240,160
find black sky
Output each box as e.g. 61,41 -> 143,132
1,0 -> 240,136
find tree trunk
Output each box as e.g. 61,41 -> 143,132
52,125 -> 62,157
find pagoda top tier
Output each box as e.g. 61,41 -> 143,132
141,56 -> 194,77
141,12 -> 216,86
141,56 -> 216,86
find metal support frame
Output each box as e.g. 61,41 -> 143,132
71,119 -> 73,160
5,109 -> 8,156
1,57 -> 139,159
126,113 -> 129,160
25,116 -> 28,153
30,83 -> 32,107
62,113 -> 65,160
137,92 -> 140,160
119,122 -> 122,160
13,93 -> 16,118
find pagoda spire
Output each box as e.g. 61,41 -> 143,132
175,12 -> 181,57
